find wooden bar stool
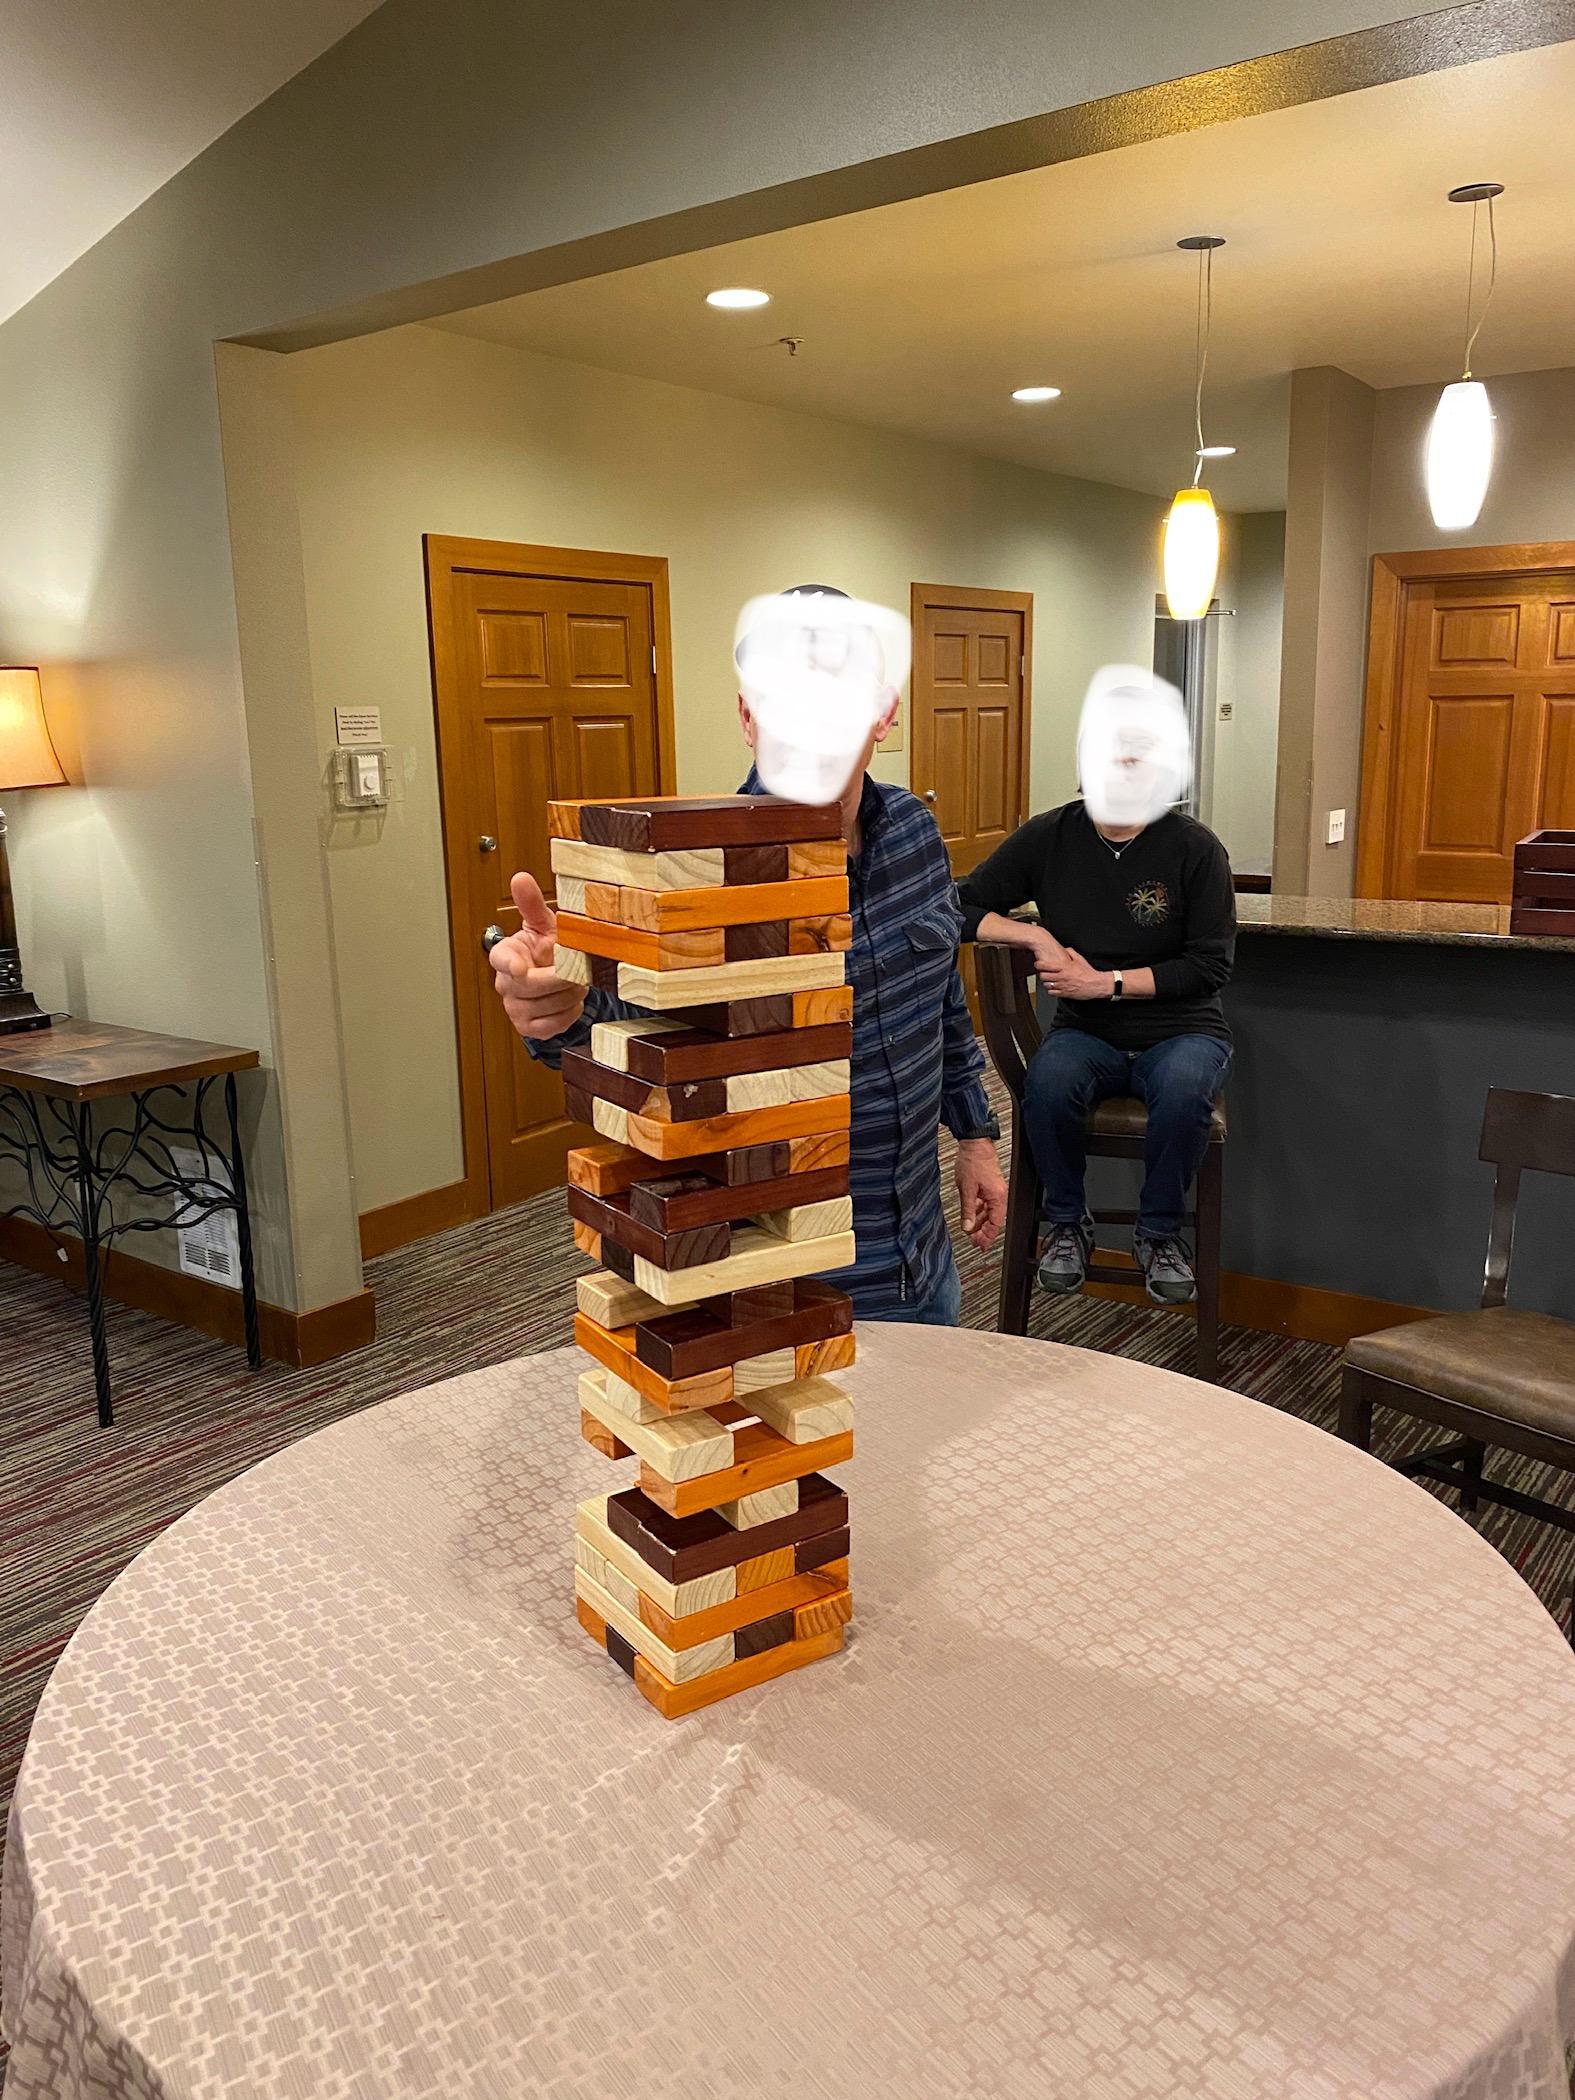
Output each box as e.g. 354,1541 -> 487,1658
976,942 -> 1226,1381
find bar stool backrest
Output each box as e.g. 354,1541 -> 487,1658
1478,1086 -> 1575,1309
976,943 -> 1042,1109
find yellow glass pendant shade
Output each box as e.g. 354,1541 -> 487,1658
1162,488 -> 1220,621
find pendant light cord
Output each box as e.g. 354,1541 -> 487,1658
1191,243 -> 1213,487
1461,192 -> 1498,381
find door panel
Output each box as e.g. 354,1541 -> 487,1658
910,587 -> 1031,880
1374,566 -> 1575,901
429,542 -> 669,1219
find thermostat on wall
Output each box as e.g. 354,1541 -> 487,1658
333,745 -> 389,809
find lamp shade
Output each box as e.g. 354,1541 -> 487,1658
1162,487 -> 1221,621
0,668 -> 65,790
1425,379 -> 1494,531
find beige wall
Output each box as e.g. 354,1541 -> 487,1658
283,323 -> 1164,1215
1212,510 -> 1285,876
1368,365 -> 1575,553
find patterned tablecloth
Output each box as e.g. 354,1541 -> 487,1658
6,1327 -> 1575,2099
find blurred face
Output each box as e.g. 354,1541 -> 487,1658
1076,667 -> 1191,829
734,591 -> 911,804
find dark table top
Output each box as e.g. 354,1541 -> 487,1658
0,1018 -> 260,1102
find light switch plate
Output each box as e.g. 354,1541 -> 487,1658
1326,808 -> 1346,846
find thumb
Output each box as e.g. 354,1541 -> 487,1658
511,871 -> 557,944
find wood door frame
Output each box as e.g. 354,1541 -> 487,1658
1356,539 -> 1575,898
424,534 -> 679,1222
908,581 -> 1035,842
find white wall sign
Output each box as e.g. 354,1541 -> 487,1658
334,706 -> 383,746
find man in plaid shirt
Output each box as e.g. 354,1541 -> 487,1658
491,594 -> 1007,1324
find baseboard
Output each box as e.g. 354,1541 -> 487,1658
0,1214 -> 376,1369
1084,1249 -> 1432,1345
359,1178 -> 477,1259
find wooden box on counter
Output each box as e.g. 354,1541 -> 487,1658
1510,830 -> 1575,935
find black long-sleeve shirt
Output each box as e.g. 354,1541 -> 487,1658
956,800 -> 1236,1051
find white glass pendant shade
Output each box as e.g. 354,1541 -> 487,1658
1425,379 -> 1493,531
1162,488 -> 1220,620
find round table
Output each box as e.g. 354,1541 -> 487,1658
7,1328 -> 1575,2100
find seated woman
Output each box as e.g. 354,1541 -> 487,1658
957,666 -> 1234,1306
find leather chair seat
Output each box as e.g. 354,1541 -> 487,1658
1089,1095 -> 1229,1141
1345,1306 -> 1575,1439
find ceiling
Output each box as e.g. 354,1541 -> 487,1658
435,42 -> 1575,513
0,0 -> 386,322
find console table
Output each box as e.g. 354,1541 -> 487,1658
0,1020 -> 262,1425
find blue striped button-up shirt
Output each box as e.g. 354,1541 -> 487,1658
528,770 -> 991,1316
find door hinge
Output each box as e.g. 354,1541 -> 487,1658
651,645 -> 658,674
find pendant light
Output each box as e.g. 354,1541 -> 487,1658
1425,182 -> 1502,532
1163,236 -> 1225,621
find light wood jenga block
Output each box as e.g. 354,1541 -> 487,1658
758,1196 -> 854,1243
732,1347 -> 798,1394
637,1561 -> 849,1649
575,1566 -> 735,1682
589,1017 -> 688,1073
631,1225 -> 856,1308
551,837 -> 725,890
638,1419 -> 853,1519
743,1375 -> 854,1445
579,1368 -> 734,1482
615,951 -> 845,1011
576,1269 -> 668,1327
725,1059 -> 851,1113
717,1482 -> 799,1529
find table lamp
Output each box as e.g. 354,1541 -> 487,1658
0,666 -> 66,1034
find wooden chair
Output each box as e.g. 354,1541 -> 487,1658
976,942 -> 1225,1381
1340,1088 -> 1575,1590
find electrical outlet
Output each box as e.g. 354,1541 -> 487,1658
1218,701 -> 1233,720
1326,808 -> 1346,846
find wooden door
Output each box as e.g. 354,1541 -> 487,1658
1359,546 -> 1575,902
427,537 -> 675,1215
909,583 -> 1032,877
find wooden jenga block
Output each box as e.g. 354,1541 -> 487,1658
725,919 -> 790,962
625,1164 -> 848,1236
610,949 -> 845,1012
725,1060 -> 851,1113
785,1131 -> 851,1173
793,985 -> 854,1026
578,796 -> 842,852
637,1419 -> 854,1520
551,836 -> 725,891
576,1269 -> 668,1327
555,913 -> 724,972
731,1346 -> 798,1393
590,875 -> 848,934
724,844 -> 789,884
580,1408 -> 633,1461
758,1196 -> 854,1243
788,914 -> 853,954
567,1185 -> 732,1271
579,1368 -> 735,1482
630,1224 -> 856,1308
574,1313 -> 735,1413
742,1375 -> 854,1445
576,1496 -> 738,1612
555,874 -> 587,912
612,1020 -> 853,1086
796,1332 -> 857,1378
575,1565 -> 736,1682
717,1482 -> 799,1529
622,1093 -> 850,1166
568,1140 -> 705,1199
572,1220 -> 601,1259
638,1563 -> 849,1648
605,1473 -> 848,1582
793,1588 -> 855,1641
787,839 -> 848,879
633,1278 -> 852,1380
547,799 -> 589,840
628,1626 -> 846,1720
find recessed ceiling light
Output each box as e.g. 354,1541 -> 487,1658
1197,444 -> 1237,459
1011,385 -> 1062,403
706,287 -> 771,310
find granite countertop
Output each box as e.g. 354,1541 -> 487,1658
1236,893 -> 1575,954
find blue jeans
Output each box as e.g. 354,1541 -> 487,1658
1022,1030 -> 1232,1241
862,1254 -> 963,1327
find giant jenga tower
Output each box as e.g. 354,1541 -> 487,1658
554,794 -> 857,1718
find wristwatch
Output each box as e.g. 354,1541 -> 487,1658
956,1113 -> 1002,1143
1111,969 -> 1125,1000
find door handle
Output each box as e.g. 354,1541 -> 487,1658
482,925 -> 505,955
923,789 -> 936,804
479,835 -> 498,852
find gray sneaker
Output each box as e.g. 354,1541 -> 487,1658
1037,1217 -> 1093,1296
1135,1234 -> 1196,1304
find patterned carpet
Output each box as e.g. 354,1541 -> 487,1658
4,1102 -> 1574,2080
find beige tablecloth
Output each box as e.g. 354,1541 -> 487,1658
6,1327 -> 1575,2099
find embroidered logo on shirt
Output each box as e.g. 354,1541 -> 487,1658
1127,880 -> 1171,926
